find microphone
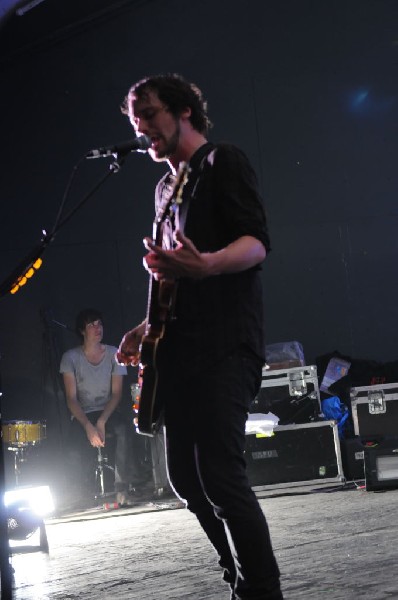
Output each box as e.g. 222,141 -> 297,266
86,135 -> 151,159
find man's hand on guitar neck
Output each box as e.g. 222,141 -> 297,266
116,320 -> 146,367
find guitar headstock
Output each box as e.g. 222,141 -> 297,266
156,161 -> 191,225
173,161 -> 190,205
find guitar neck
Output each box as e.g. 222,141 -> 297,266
144,162 -> 190,334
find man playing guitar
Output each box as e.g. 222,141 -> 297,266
117,74 -> 283,600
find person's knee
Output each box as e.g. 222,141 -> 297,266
200,461 -> 251,510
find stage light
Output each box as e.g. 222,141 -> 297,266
5,485 -> 55,517
376,455 -> 398,480
6,501 -> 43,541
364,439 -> 398,491
4,487 -> 53,552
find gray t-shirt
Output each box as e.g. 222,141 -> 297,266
60,345 -> 127,414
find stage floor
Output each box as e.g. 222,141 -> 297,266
6,481 -> 398,599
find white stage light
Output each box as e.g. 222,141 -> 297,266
5,485 -> 55,517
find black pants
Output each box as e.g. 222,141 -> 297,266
68,410 -> 129,494
160,350 -> 283,600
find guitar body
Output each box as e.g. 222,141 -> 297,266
137,281 -> 174,435
135,163 -> 190,436
137,362 -> 160,435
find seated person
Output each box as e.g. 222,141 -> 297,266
60,308 -> 130,505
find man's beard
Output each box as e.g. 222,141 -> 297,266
152,123 -> 180,161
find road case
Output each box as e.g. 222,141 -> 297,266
350,382 -> 398,438
245,420 -> 344,490
252,365 -> 321,425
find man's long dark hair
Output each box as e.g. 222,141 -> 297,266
121,73 -> 212,135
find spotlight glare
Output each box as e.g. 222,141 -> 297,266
5,486 -> 55,517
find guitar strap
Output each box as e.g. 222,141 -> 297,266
177,141 -> 216,234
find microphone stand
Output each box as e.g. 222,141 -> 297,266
0,155 -> 127,298
0,152 -> 129,599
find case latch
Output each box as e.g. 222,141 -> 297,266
368,390 -> 386,414
289,371 -> 307,397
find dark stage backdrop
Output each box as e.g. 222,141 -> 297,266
0,0 -> 397,433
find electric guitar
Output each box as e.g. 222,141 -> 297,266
136,162 -> 190,435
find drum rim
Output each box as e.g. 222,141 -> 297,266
2,420 -> 44,425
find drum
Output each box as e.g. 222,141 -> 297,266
1,420 -> 46,447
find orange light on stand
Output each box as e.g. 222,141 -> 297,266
9,257 -> 44,295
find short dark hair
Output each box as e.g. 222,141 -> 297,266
121,73 -> 212,135
75,308 -> 103,340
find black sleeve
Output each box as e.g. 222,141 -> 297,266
212,143 -> 271,252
